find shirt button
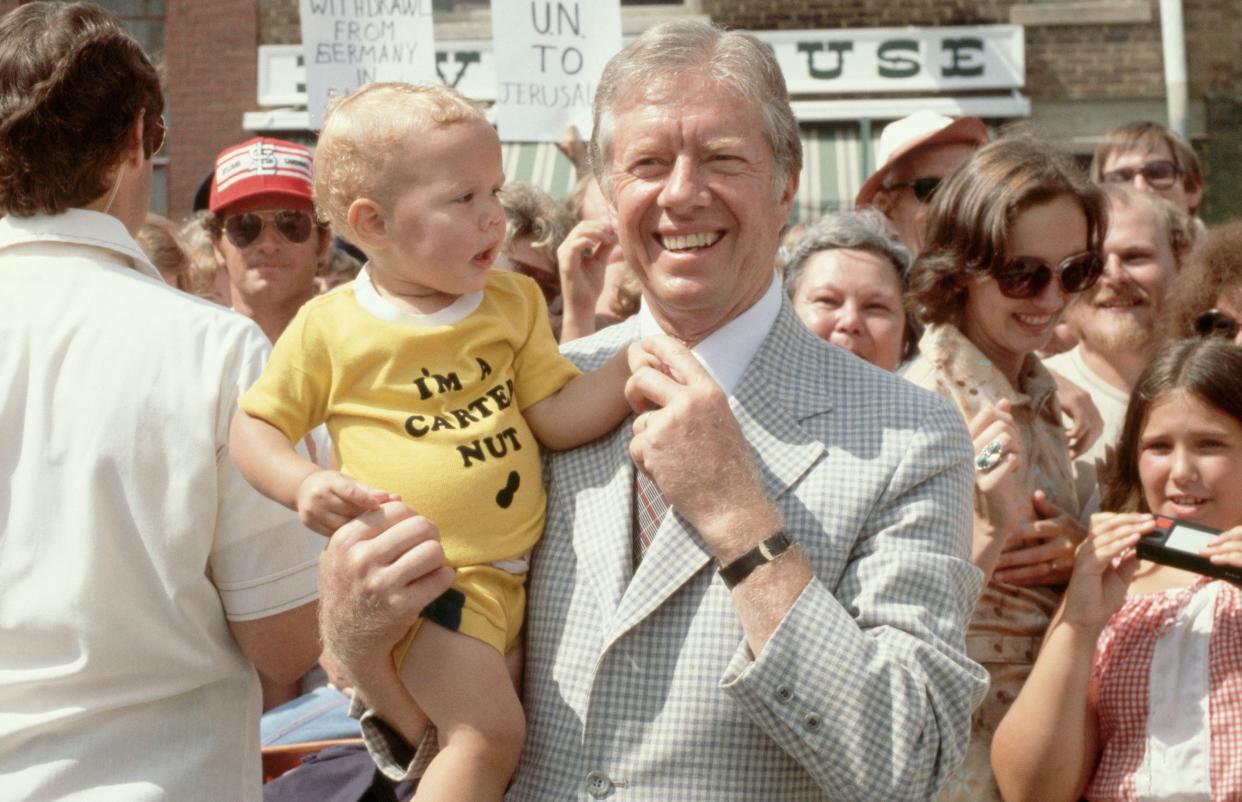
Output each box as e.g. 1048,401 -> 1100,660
803,713 -> 821,731
585,770 -> 614,798
776,685 -> 793,703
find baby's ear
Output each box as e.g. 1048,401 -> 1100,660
346,198 -> 388,248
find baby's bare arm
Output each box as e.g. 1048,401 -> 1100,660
229,410 -> 319,509
523,348 -> 632,450
229,410 -> 392,536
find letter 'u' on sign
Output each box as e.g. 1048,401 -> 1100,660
299,0 -> 438,128
491,0 -> 623,142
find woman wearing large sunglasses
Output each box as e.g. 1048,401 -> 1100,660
902,135 -> 1108,802
1159,219 -> 1242,348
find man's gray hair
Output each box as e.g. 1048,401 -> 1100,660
782,209 -> 912,297
589,19 -> 802,191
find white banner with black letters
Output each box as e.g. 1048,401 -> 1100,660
490,0 -> 623,142
298,0 -> 437,128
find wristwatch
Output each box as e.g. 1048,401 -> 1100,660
718,531 -> 794,589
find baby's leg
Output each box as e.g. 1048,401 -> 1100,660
400,622 -> 524,802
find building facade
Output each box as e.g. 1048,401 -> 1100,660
6,0 -> 1236,223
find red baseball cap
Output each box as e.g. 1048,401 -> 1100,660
208,137 -> 314,214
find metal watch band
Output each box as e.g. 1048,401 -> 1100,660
718,531 -> 793,589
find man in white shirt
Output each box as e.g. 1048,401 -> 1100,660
1045,185 -> 1195,466
0,5 -> 435,799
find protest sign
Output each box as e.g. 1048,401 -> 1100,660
299,0 -> 437,128
490,0 -> 622,142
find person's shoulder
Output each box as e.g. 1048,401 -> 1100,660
559,317 -> 639,371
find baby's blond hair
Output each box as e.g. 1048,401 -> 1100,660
313,82 -> 489,243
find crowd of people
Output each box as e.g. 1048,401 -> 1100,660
4,2 -> 1242,801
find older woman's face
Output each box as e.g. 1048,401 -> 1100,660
961,193 -> 1088,382
791,247 -> 906,372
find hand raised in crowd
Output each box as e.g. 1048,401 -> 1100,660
1202,525 -> 1242,568
994,490 -> 1087,587
556,219 -> 618,342
968,400 -> 1027,578
625,336 -> 782,562
1051,369 -> 1103,458
296,469 -> 398,537
1057,512 -> 1151,634
554,123 -> 590,177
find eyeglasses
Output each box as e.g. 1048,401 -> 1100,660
143,115 -> 167,159
1193,308 -> 1239,340
223,210 -> 315,248
991,250 -> 1104,300
1101,159 -> 1180,190
883,176 -> 942,203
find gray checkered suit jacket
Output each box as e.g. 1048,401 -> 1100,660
509,302 -> 986,801
360,300 -> 987,800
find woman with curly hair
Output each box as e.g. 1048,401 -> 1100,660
1159,219 -> 1242,347
903,134 -> 1108,800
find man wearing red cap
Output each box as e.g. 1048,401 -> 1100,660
855,111 -> 988,255
206,137 -> 332,342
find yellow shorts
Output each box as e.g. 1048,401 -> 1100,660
392,564 -> 526,668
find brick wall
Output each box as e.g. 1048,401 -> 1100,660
165,0 -> 258,220
260,0 -> 301,44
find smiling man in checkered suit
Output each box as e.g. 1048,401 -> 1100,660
318,19 -> 988,801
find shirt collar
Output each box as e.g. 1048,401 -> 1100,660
920,322 -> 1062,422
0,210 -> 160,281
637,272 -> 782,396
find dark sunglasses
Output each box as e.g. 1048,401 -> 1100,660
884,176 -> 941,203
223,210 -> 315,248
143,115 -> 167,159
1193,308 -> 1239,340
1101,159 -> 1180,190
991,250 -> 1104,300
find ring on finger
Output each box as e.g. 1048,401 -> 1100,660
975,439 -> 1005,472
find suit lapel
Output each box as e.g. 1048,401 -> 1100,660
570,420 -> 637,617
602,302 -> 834,650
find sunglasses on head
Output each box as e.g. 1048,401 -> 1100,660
884,176 -> 942,203
223,210 -> 315,249
990,250 -> 1104,300
1101,159 -> 1180,190
1193,308 -> 1239,340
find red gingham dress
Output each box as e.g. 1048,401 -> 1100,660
1086,578 -> 1242,801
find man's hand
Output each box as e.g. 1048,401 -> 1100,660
296,469 -> 397,536
625,336 -> 781,562
1051,370 -> 1103,458
318,502 -> 455,685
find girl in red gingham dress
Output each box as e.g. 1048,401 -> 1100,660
992,337 -> 1242,802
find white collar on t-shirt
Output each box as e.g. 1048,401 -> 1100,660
0,209 -> 161,281
637,272 -> 782,396
351,264 -> 484,327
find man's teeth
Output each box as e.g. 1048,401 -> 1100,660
661,232 -> 721,251
1016,313 -> 1053,326
1171,495 -> 1208,505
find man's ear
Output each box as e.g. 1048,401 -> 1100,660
1185,179 -> 1204,215
777,168 -> 799,213
346,198 -> 387,251
316,224 -> 333,259
124,110 -> 146,169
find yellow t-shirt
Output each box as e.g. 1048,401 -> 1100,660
240,269 -> 580,566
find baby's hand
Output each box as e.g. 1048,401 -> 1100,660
296,470 -> 398,537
